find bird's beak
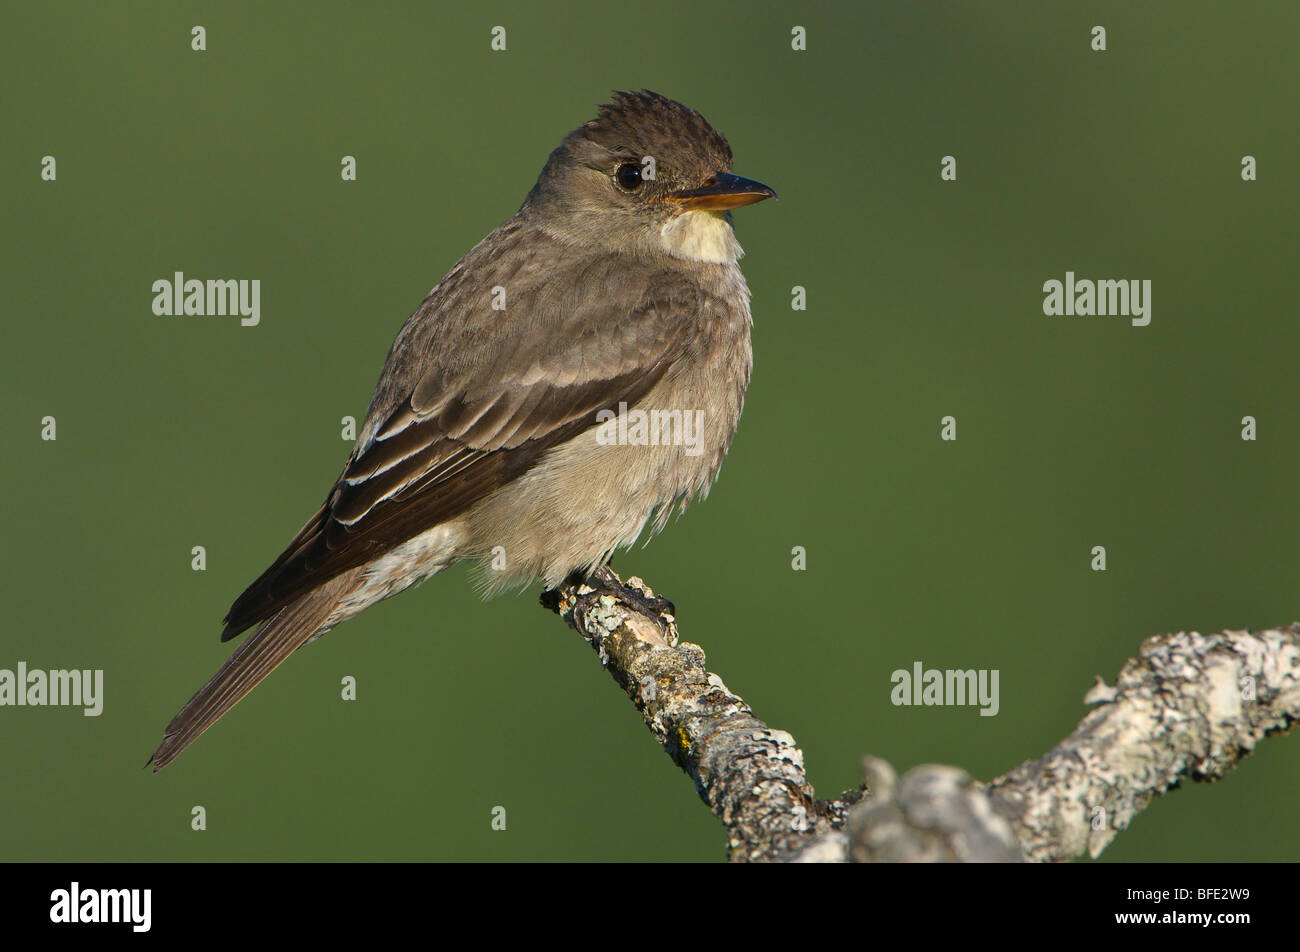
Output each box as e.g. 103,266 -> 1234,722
665,173 -> 777,212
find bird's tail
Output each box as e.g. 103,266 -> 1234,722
149,573 -> 354,771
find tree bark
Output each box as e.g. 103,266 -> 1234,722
542,568 -> 1300,862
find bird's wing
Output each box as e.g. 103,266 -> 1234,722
222,240 -> 705,640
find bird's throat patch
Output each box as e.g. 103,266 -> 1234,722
659,211 -> 743,264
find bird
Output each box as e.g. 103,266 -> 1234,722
149,90 -> 775,770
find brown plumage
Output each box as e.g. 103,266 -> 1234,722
149,90 -> 774,771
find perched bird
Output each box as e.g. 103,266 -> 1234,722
150,90 -> 775,770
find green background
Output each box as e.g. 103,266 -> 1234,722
2,1 -> 1296,861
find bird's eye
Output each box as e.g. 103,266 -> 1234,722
615,163 -> 643,190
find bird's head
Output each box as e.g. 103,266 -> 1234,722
527,90 -> 775,264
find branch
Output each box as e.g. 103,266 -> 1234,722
542,570 -> 1300,862
985,625 -> 1300,861
542,566 -> 829,861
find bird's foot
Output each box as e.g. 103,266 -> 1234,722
540,564 -> 676,646
587,564 -> 676,623
540,564 -> 676,647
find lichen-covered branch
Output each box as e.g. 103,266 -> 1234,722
543,571 -> 1300,862
541,566 -> 828,862
796,759 -> 1024,862
985,625 -> 1300,862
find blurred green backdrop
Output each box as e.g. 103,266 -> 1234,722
2,1 -> 1296,861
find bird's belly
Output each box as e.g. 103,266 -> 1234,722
464,352 -> 749,593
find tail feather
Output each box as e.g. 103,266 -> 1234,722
149,572 -> 355,771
